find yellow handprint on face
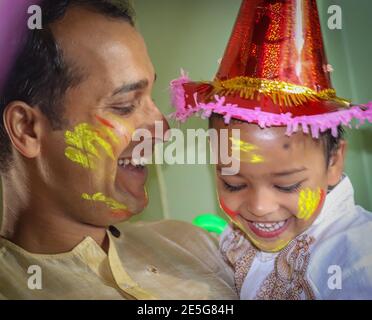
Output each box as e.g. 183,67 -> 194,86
64,123 -> 116,170
297,188 -> 323,221
82,192 -> 127,211
230,137 -> 265,164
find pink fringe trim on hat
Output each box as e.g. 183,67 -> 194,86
170,73 -> 372,138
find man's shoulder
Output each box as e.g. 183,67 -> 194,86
114,220 -> 235,287
113,220 -> 236,299
117,219 -> 219,250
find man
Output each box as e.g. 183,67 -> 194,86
0,0 -> 236,299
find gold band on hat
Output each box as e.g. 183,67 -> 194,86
208,76 -> 350,108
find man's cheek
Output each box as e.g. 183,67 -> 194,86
64,122 -> 116,170
97,114 -> 135,149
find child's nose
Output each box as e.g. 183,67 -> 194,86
244,189 -> 279,218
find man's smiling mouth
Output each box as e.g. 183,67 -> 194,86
117,157 -> 148,170
115,157 -> 149,200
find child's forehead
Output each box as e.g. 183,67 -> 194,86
217,119 -> 305,140
213,119 -> 322,157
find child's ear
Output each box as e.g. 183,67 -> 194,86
327,140 -> 347,187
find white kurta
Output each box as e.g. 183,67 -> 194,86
220,176 -> 372,300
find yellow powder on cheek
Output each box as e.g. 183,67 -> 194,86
64,147 -> 97,169
297,188 -> 322,221
104,115 -> 135,147
82,192 -> 127,211
101,126 -> 120,145
64,123 -> 115,169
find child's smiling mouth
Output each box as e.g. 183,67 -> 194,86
239,216 -> 291,239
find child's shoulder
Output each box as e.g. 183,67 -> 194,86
308,205 -> 372,299
313,204 -> 372,257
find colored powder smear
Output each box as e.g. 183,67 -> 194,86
98,114 -> 135,144
95,115 -> 115,129
230,137 -> 264,164
101,126 -> 120,145
297,188 -> 324,221
64,123 -> 116,169
144,187 -> 149,202
82,192 -> 127,211
249,234 -> 290,253
219,198 -> 238,218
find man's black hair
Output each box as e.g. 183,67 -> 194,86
0,0 -> 135,173
209,113 -> 345,168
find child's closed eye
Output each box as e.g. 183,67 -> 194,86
274,181 -> 303,193
223,181 -> 247,192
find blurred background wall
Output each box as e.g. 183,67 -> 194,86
1,0 -> 371,227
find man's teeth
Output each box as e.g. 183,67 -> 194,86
117,158 -> 148,167
252,220 -> 286,232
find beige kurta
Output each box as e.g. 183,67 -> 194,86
0,220 -> 237,300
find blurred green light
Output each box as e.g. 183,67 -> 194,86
193,214 -> 228,235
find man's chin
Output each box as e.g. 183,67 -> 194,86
109,198 -> 148,221
109,208 -> 137,221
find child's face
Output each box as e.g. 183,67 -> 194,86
212,117 -> 345,252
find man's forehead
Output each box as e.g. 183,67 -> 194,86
51,5 -> 154,93
51,5 -> 144,64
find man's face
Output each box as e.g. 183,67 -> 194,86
212,118 -> 342,253
38,7 -> 166,226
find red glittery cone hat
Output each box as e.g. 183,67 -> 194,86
170,0 -> 372,138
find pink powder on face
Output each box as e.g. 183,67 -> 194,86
219,197 -> 239,218
316,188 -> 326,212
95,115 -> 115,129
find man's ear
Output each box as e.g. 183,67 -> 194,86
327,140 -> 347,187
3,101 -> 42,159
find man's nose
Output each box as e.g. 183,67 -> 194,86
244,188 -> 279,218
144,99 -> 170,142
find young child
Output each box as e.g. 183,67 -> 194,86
171,0 -> 372,299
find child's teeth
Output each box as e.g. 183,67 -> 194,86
252,220 -> 286,232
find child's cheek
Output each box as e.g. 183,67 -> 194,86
219,197 -> 239,219
296,188 -> 325,221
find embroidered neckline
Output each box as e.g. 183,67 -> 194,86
220,228 -> 316,299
